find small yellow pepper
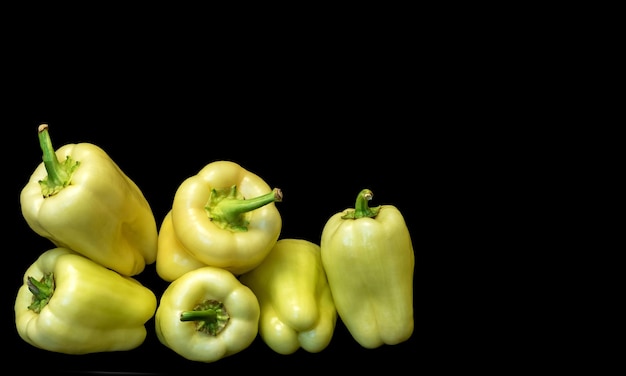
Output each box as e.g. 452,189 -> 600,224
155,210 -> 206,282
155,266 -> 260,363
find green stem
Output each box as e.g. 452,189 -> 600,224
38,124 -> 66,187
27,272 -> 55,314
180,299 -> 230,336
342,188 -> 381,219
206,186 -> 283,232
36,124 -> 80,197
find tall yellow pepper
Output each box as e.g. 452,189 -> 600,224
20,124 -> 158,276
320,188 -> 415,349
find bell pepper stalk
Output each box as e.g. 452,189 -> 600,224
14,247 -> 158,354
156,210 -> 206,282
239,238 -> 337,355
170,160 -> 283,275
154,266 -> 260,363
320,188 -> 415,349
20,124 -> 158,276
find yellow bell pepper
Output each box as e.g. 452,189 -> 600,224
320,188 -> 415,349
20,124 -> 158,276
239,238 -> 337,355
155,266 -> 260,363
14,247 -> 157,355
156,210 -> 206,282
170,160 -> 283,275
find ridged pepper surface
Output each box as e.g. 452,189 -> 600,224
240,238 -> 337,354
20,124 -> 158,276
320,189 -> 414,349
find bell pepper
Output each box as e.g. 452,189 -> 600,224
170,160 -> 283,275
320,188 -> 415,349
239,238 -> 337,355
19,124 -> 158,276
14,247 -> 158,355
156,210 -> 207,282
155,266 -> 260,363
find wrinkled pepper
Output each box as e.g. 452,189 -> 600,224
20,124 -> 158,276
155,266 -> 260,363
169,160 -> 283,275
240,238 -> 337,355
14,247 -> 157,354
320,188 -> 415,349
156,210 -> 206,282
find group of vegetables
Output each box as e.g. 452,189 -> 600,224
15,124 -> 415,363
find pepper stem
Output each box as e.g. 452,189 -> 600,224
37,124 -> 81,197
341,188 -> 381,219
180,299 -> 230,336
205,185 -> 283,232
27,272 -> 55,314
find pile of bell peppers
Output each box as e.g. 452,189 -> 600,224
15,124 -> 415,363
16,124 -> 158,354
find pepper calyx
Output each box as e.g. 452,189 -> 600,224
205,185 -> 282,232
180,299 -> 230,336
36,124 -> 80,197
341,188 -> 381,219
27,272 -> 55,314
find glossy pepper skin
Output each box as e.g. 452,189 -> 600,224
155,266 -> 260,363
320,189 -> 415,349
240,238 -> 337,355
14,247 -> 157,355
156,210 -> 206,282
20,124 -> 158,276
170,160 -> 282,275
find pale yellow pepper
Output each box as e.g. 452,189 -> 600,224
156,210 -> 206,282
170,160 -> 282,275
20,124 -> 158,276
155,266 -> 260,363
15,247 -> 157,354
320,189 -> 415,349
240,238 -> 337,354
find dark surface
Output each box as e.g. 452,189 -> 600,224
2,11 -> 527,374
3,9 -> 569,373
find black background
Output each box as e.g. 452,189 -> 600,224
3,7 -> 583,374
1,11 -> 479,373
